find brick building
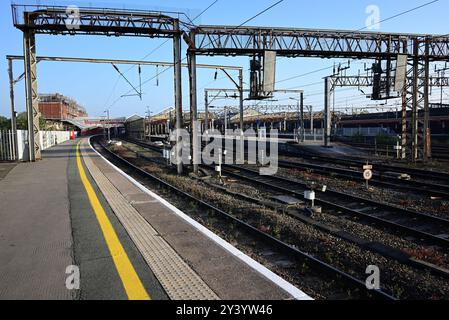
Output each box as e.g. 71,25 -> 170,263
39,93 -> 88,120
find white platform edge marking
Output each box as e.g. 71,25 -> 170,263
88,137 -> 313,301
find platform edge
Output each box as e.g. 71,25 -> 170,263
88,137 -> 313,301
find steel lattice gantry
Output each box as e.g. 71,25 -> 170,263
330,76 -> 449,88
12,5 -> 185,172
189,26 -> 449,59
12,6 -> 183,37
187,26 -> 449,161
329,75 -> 449,159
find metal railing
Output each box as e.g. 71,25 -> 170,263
294,129 -> 324,143
335,127 -> 396,137
0,129 -> 73,162
0,130 -> 17,161
11,4 -> 186,24
11,4 -> 192,34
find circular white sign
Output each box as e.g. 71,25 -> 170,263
363,170 -> 373,180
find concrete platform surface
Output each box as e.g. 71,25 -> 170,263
0,140 -> 166,300
81,138 -> 304,300
288,143 -> 369,157
0,163 -> 17,180
0,145 -> 74,299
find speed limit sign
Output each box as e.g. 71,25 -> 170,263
363,170 -> 373,180
364,169 -> 373,189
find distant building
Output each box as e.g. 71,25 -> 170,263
125,115 -> 145,139
336,106 -> 449,137
39,93 -> 88,120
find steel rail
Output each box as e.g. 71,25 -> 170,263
122,137 -> 449,281
277,159 -> 449,198
220,165 -> 449,248
286,150 -> 449,183
123,137 -> 449,226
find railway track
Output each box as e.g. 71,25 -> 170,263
124,136 -> 449,185
220,165 -> 449,249
120,137 -> 449,279
121,137 -> 449,246
287,151 -> 449,185
432,146 -> 449,161
277,159 -> 449,199
95,137 -> 395,300
121,137 -> 167,153
340,141 -> 449,161
124,136 -> 449,198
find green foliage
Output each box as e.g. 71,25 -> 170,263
16,112 -> 48,130
351,131 -> 365,143
0,116 -> 10,130
376,133 -> 395,146
16,112 -> 27,130
40,116 -> 47,130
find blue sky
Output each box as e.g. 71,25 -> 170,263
1,0 -> 448,119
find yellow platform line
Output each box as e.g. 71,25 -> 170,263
76,141 -> 151,300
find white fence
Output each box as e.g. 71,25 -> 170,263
294,129 -> 324,143
336,127 -> 396,137
0,130 -> 17,161
0,130 -> 72,161
40,131 -> 71,151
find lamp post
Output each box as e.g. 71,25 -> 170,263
146,106 -> 152,142
104,109 -> 110,141
307,105 -> 313,133
290,94 -> 304,142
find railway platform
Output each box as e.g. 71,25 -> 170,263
0,138 -> 310,300
283,143 -> 369,158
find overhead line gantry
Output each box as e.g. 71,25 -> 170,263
187,25 -> 449,162
12,4 -> 187,174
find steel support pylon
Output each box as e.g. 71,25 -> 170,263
23,23 -> 40,161
239,69 -> 244,131
407,39 -> 431,162
324,77 -> 332,147
400,87 -> 408,160
423,40 -> 431,160
8,58 -> 19,161
402,60 -> 417,161
173,21 -> 183,175
188,34 -> 200,174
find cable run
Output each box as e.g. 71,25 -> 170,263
112,0 -> 285,107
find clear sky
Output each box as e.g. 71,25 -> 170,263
1,0 -> 448,119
